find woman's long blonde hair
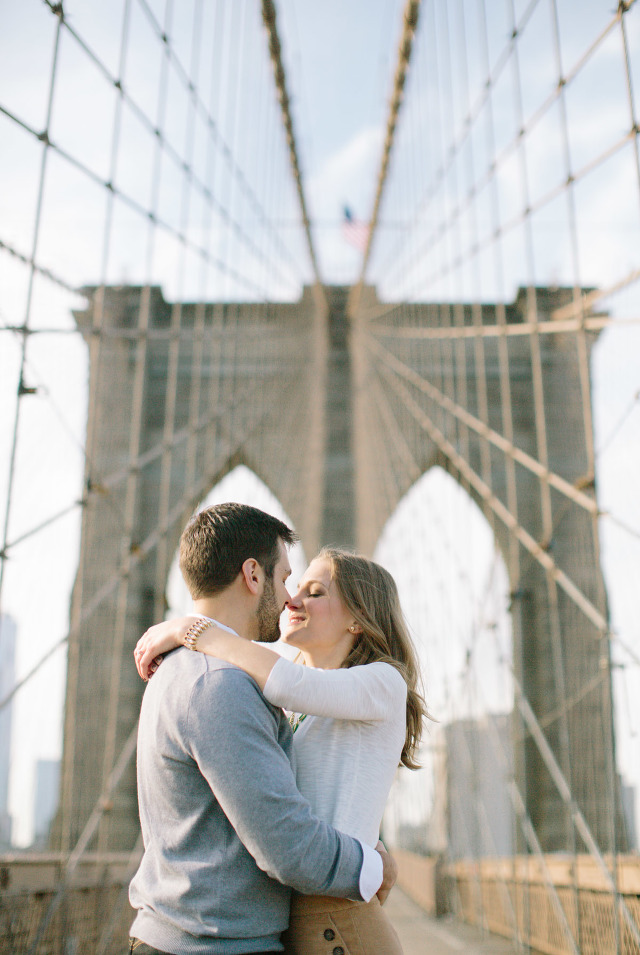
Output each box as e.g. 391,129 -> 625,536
317,547 -> 429,769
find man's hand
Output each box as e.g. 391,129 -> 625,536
375,840 -> 398,905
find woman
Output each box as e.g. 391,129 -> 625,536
135,547 -> 428,955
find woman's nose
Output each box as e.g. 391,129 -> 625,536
286,590 -> 303,609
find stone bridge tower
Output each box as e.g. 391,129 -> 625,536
53,283 -> 622,858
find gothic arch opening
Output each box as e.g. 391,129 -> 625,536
374,466 -> 515,859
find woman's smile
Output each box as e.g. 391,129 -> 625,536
285,612 -> 307,630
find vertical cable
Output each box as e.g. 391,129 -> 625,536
507,0 -> 576,865
60,0 -> 134,853
0,9 -> 64,608
548,1 -> 624,946
153,0 -> 204,619
476,0 -> 529,929
181,0 -> 213,534
97,0 -> 174,852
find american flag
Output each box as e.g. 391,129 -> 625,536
341,206 -> 369,251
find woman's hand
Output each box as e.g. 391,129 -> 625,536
134,617 -> 195,680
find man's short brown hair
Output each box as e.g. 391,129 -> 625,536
179,502 -> 298,598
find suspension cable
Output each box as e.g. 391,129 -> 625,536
261,0 -> 323,290
350,0 -> 422,314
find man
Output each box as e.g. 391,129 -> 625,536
129,503 -> 394,954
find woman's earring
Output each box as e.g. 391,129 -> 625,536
349,625 -> 357,634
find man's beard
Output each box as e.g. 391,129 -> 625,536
256,574 -> 282,643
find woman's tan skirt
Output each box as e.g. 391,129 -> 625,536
281,892 -> 403,955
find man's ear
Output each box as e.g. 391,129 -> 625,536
241,558 -> 264,596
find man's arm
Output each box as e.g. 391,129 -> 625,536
186,667 -> 382,900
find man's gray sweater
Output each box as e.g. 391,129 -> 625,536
129,647 -> 364,954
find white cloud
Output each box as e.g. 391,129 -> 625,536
306,125 -> 383,284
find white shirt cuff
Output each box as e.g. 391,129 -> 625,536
357,840 -> 383,902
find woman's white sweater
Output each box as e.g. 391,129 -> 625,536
263,658 -> 407,847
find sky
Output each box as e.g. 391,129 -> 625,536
1,0 -> 639,851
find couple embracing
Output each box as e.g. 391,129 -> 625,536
129,502 -> 427,955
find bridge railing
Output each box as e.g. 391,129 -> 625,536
0,853 -> 137,955
3,850 -> 640,954
395,850 -> 640,955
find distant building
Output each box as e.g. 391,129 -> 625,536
445,713 -> 515,859
621,779 -> 637,851
0,614 -> 16,847
33,759 -> 61,848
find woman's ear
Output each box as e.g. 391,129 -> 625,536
348,623 -> 363,635
241,558 -> 263,595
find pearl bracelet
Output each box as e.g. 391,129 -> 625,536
184,617 -> 212,651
